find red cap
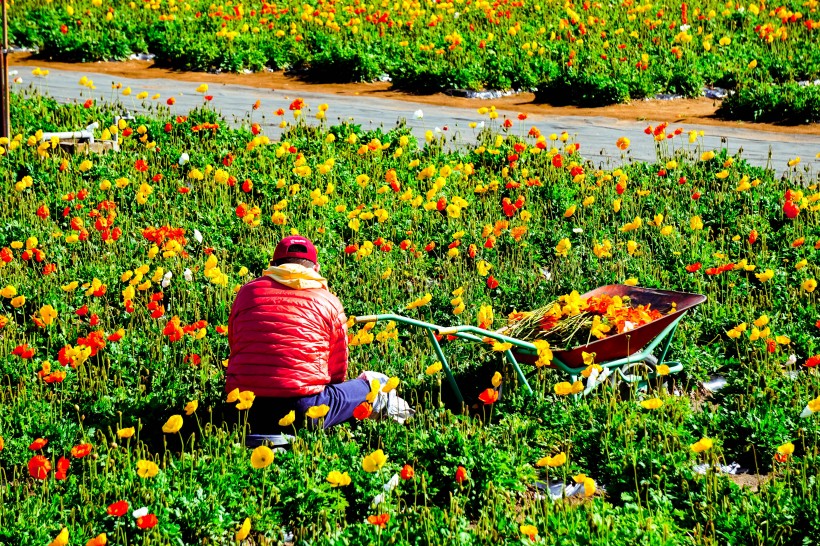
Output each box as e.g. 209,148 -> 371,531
272,236 -> 318,264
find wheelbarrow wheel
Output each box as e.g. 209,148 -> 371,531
608,356 -> 658,400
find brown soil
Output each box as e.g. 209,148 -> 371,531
11,52 -> 820,136
727,472 -> 771,492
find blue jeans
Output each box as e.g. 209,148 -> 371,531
295,378 -> 372,428
245,378 -> 371,441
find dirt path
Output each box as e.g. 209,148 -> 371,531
10,52 -> 820,137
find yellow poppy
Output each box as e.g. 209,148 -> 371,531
250,446 -> 274,469
236,391 -> 256,410
640,398 -> 663,410
536,452 -> 566,467
362,449 -> 387,473
235,518 -> 251,541
117,427 -> 135,439
382,377 -> 400,393
690,437 -> 713,453
425,362 -> 443,375
162,415 -> 183,434
49,528 -> 69,546
136,459 -> 159,478
278,411 -> 296,427
184,401 -> 198,416
305,405 -> 330,419
326,470 -> 352,487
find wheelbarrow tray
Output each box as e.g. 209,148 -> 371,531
513,285 -> 707,368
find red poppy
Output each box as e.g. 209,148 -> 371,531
60,24 -> 68,34
134,159 -> 148,172
691,191 -> 701,200
478,388 -> 499,404
486,275 -> 499,289
107,500 -> 129,516
75,304 -> 89,317
685,262 -> 702,273
767,339 -> 777,353
29,437 -> 48,450
28,455 -> 52,479
784,200 -> 800,219
367,514 -> 390,529
805,355 -> 820,368
455,465 -> 468,484
136,514 -> 158,529
400,464 -> 415,480
748,230 -> 758,244
36,205 -> 50,219
353,402 -> 372,420
43,263 -> 57,276
344,244 -> 359,254
551,154 -> 563,168
55,456 -> 70,480
167,97 -> 176,106
71,443 -> 92,458
83,99 -> 93,109
774,452 -> 789,463
184,354 -> 201,366
44,371 -> 66,383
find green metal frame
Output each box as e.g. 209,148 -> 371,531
354,312 -> 689,402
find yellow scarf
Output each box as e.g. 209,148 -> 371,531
264,263 -> 328,290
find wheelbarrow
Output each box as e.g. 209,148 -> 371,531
354,285 -> 707,403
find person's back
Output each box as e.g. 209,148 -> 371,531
227,275 -> 347,397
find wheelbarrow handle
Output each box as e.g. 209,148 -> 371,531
354,315 -> 380,324
437,326 -> 460,335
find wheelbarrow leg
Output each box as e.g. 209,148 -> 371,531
504,349 -> 534,395
655,320 -> 680,367
426,328 -> 464,404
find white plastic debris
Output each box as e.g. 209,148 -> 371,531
702,375 -> 727,392
693,462 -> 745,475
539,268 -> 552,282
534,481 -> 588,501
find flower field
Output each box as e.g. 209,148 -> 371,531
1,87 -> 820,545
7,0 -> 820,122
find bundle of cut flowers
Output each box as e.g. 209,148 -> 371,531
502,292 -> 669,349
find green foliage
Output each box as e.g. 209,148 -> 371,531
7,0 -> 820,122
1,92 -> 820,545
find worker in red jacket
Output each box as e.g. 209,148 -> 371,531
227,236 -> 371,444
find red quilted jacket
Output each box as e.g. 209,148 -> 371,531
226,276 -> 349,397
